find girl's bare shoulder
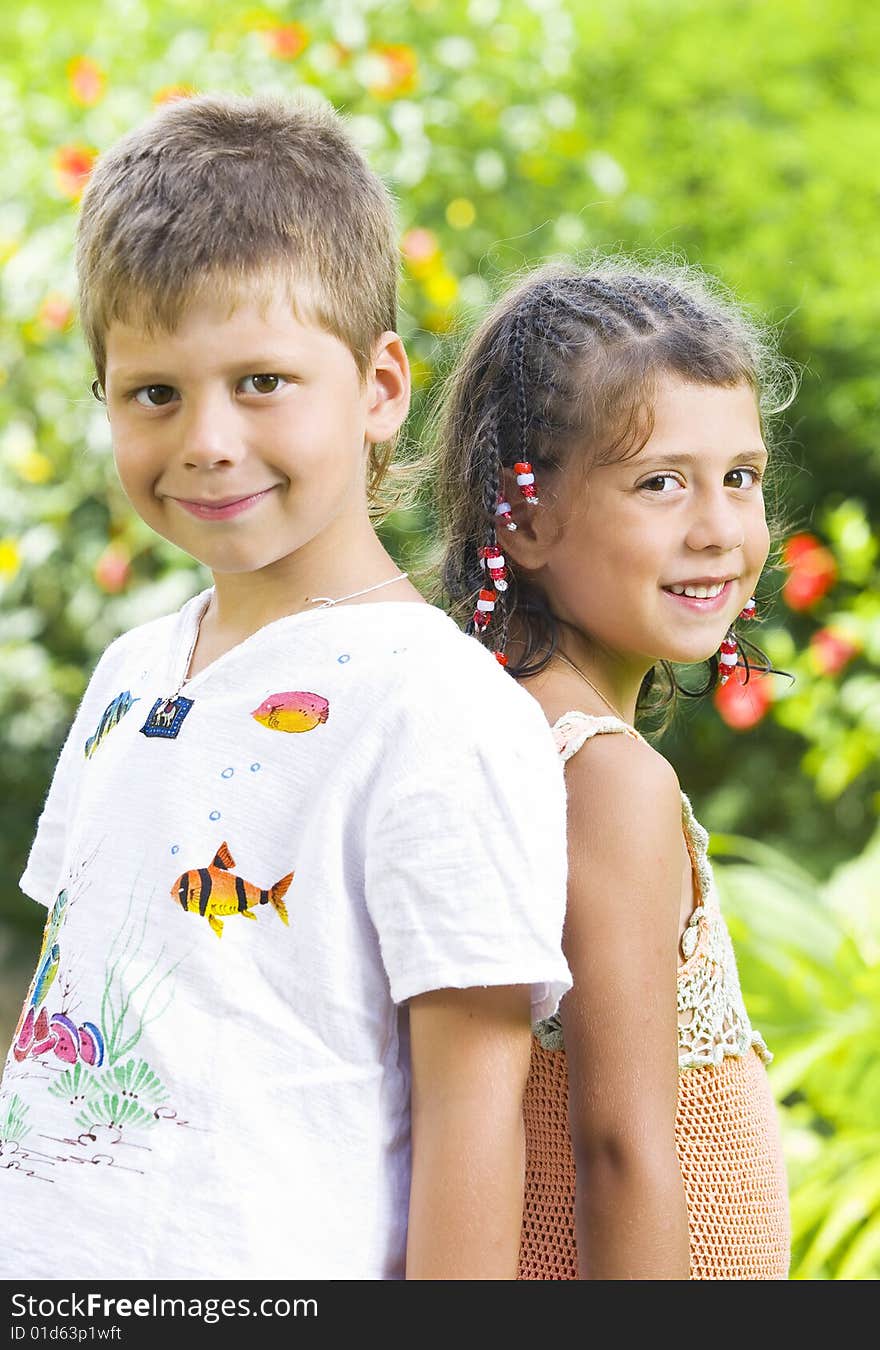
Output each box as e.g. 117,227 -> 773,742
520,666 -> 682,845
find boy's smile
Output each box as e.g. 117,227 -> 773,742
173,487 -> 280,521
103,289 -> 409,594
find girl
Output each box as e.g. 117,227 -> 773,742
434,261 -> 792,1280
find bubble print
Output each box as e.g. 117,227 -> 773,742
171,845 -> 180,855
221,767 -> 234,779
209,810 -> 221,821
250,763 -> 261,773
337,654 -> 351,664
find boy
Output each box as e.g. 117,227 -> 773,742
0,94 -> 569,1279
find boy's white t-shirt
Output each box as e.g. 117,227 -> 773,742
0,592 -> 570,1280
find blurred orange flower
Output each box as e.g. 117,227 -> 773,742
370,44 -> 418,98
54,145 -> 97,200
782,533 -> 837,611
94,543 -> 131,594
713,665 -> 774,730
263,24 -> 309,60
38,294 -> 74,332
809,627 -> 861,676
401,228 -> 439,265
68,56 -> 106,106
154,85 -> 196,105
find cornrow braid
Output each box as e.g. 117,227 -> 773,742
580,275 -> 656,332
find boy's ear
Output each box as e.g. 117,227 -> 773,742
364,332 -> 411,444
498,465 -> 559,569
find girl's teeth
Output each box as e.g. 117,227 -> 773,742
669,583 -> 724,599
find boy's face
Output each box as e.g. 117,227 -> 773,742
103,289 -> 408,577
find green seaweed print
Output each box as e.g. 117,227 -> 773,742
100,878 -> 183,1067
0,1094 -> 30,1146
48,1058 -> 168,1133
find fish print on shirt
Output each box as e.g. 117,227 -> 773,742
84,691 -> 140,759
251,691 -> 329,733
171,842 -> 293,939
10,889 -> 102,1067
0,851 -> 191,1183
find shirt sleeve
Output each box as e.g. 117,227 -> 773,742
19,641 -> 126,907
363,666 -> 572,1024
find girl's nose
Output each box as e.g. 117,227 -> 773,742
685,490 -> 745,554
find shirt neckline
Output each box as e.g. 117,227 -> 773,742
168,588 -> 450,696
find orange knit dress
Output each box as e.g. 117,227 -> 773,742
518,712 -> 790,1281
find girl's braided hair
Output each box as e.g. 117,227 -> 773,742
432,258 -> 795,724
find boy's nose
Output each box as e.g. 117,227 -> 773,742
179,399 -> 243,468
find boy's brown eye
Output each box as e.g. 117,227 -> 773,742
134,384 -> 175,407
246,374 -> 280,394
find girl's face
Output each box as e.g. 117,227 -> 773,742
532,375 -> 770,670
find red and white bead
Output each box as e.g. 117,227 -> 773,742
495,496 -> 516,531
479,545 -> 508,592
718,631 -> 739,685
739,595 -> 757,622
472,588 -> 497,631
514,461 -> 539,505
494,651 -> 509,667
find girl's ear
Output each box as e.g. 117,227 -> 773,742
498,465 -> 560,569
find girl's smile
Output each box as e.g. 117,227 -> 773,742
660,577 -> 737,612
506,374 -> 770,719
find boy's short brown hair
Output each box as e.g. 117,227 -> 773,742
77,93 -> 401,499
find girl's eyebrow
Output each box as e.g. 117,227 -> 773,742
633,448 -> 769,467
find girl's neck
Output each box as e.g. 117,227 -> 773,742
522,626 -> 651,726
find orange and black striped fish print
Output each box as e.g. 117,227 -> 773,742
171,843 -> 293,939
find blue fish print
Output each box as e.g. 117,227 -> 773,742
30,943 -> 60,1010
84,690 -> 139,759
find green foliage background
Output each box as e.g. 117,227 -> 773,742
1,0 -> 878,1277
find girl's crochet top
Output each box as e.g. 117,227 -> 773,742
520,711 -> 789,1281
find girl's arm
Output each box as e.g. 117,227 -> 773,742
562,734 -> 691,1279
405,983 -> 532,1279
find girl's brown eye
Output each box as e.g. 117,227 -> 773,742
641,474 -> 680,492
726,467 -> 762,489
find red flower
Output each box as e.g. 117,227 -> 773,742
68,57 -> 106,106
713,665 -> 774,730
94,544 -> 131,594
782,533 -> 837,611
54,145 -> 97,200
263,24 -> 309,60
809,628 -> 860,676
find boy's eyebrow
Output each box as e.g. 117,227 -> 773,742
108,355 -> 306,386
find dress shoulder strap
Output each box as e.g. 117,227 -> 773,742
551,709 -> 647,763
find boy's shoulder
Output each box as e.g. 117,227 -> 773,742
359,602 -> 553,742
84,588 -> 205,686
